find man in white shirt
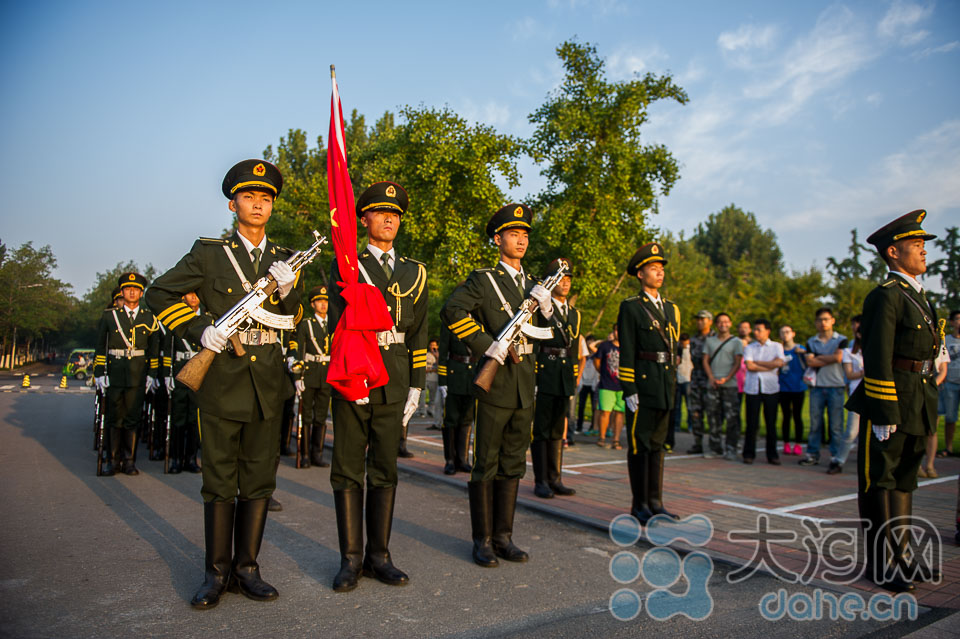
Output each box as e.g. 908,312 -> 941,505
743,319 -> 785,464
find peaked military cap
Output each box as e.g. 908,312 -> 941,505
309,285 -> 329,302
626,242 -> 667,275
356,181 -> 408,217
544,257 -> 572,279
221,159 -> 283,199
118,272 -> 147,290
486,203 -> 533,238
866,209 -> 936,253
111,286 -> 123,300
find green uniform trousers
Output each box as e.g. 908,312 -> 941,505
198,409 -> 280,503
533,392 -> 567,441
106,384 -> 146,431
330,398 -> 403,491
302,386 -> 332,428
442,392 -> 474,431
471,401 -> 533,482
857,417 -> 925,493
626,405 -> 670,455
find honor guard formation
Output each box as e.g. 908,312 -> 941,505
88,156 -> 949,607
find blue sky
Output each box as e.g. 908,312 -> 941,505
1,0 -> 958,296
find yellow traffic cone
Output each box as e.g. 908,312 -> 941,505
21,375 -> 30,388
60,376 -> 68,389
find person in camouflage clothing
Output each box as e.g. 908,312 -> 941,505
687,310 -> 716,454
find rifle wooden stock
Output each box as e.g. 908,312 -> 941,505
175,335 -> 245,392
473,345 -> 521,393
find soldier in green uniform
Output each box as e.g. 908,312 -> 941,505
437,321 -> 476,475
617,243 -> 681,525
847,209 -> 942,593
290,285 -> 333,467
441,204 -> 555,567
145,159 -> 302,609
532,257 -> 579,499
159,291 -> 202,474
327,181 -> 428,593
94,272 -> 161,476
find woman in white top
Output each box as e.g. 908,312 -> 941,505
835,316 -> 863,471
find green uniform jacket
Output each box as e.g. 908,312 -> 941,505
143,231 -> 303,422
291,315 -> 331,389
93,306 -> 160,387
440,265 -> 539,409
327,250 -> 428,404
535,302 -> 581,397
617,293 -> 680,411
846,274 -> 941,435
159,315 -> 202,378
437,322 -> 476,397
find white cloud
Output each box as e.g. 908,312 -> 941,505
717,24 -> 779,53
506,16 -> 550,42
606,45 -> 669,80
914,40 -> 960,58
457,99 -> 514,131
866,92 -> 883,106
877,1 -> 933,46
546,0 -> 627,15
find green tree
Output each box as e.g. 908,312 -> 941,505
691,204 -> 783,276
826,230 -> 868,282
0,241 -> 73,365
71,261 -> 157,347
526,40 -> 688,331
927,226 -> 960,310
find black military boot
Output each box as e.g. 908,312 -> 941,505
167,424 -> 182,474
531,440 -> 554,498
891,490 -> 941,583
311,422 -> 329,467
627,453 -> 653,524
362,486 -> 409,586
298,421 -> 311,469
861,489 -> 915,593
442,427 -> 457,475
547,439 -> 576,496
398,423 -> 414,459
121,428 -> 139,475
455,425 -> 473,473
468,481 -> 498,567
648,450 -> 679,520
102,427 -> 121,476
333,488 -> 364,592
227,498 -> 279,601
183,424 -> 201,473
492,478 -> 528,562
191,500 -> 235,609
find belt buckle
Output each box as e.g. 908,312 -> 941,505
124,348 -> 133,358
250,330 -> 261,346
921,361 -> 932,375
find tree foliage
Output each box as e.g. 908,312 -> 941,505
691,204 -> 783,277
527,39 -> 687,326
928,226 -> 960,311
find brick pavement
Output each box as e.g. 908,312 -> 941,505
371,415 -> 960,611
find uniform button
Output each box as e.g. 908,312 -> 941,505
228,288 -> 233,293
250,355 -> 257,362
916,324 -> 921,329
922,379 -> 927,384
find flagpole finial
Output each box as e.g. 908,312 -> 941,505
330,64 -> 336,79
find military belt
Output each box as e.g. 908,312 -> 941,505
540,346 -> 569,358
108,348 -> 145,358
304,353 -> 330,363
515,343 -> 534,356
175,351 -> 195,361
637,350 -> 671,364
237,329 -> 277,346
377,329 -> 405,347
893,357 -> 934,374
448,354 -> 475,364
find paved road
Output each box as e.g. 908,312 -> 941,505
0,393 -> 951,638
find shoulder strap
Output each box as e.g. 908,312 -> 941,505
222,245 -> 253,292
111,309 -> 134,350
637,300 -> 671,350
893,284 -> 938,344
307,319 -> 323,354
356,259 -> 375,286
485,272 -> 513,316
709,336 -> 737,366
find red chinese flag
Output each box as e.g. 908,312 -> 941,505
325,66 -> 392,401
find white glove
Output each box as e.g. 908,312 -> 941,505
269,261 -> 296,298
201,324 -> 229,353
625,394 -> 639,413
355,396 -> 370,405
165,377 -> 176,392
295,379 -> 305,394
438,385 -> 447,403
484,341 -> 510,365
403,388 -> 421,426
95,376 -> 109,391
872,424 -> 897,441
145,376 -> 157,393
531,284 -> 553,318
